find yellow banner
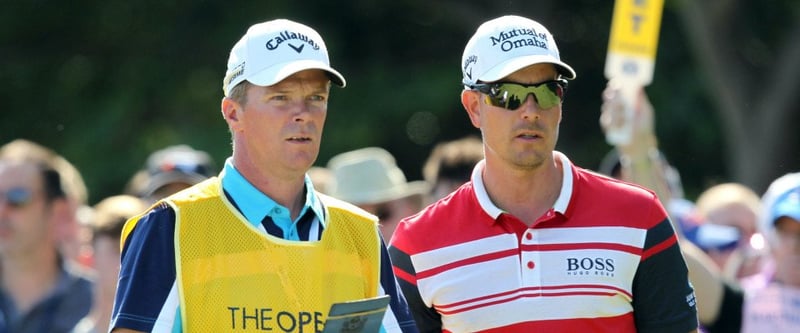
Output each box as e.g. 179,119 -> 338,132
607,0 -> 664,59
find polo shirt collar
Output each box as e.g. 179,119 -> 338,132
471,151 -> 574,220
220,158 -> 325,229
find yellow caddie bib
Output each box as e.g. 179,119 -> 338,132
164,178 -> 381,332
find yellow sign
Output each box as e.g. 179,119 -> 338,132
603,0 -> 665,145
607,0 -> 664,58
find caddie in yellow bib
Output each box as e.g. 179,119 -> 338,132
122,179 -> 381,332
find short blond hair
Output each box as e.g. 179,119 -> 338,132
227,80 -> 252,105
695,182 -> 761,219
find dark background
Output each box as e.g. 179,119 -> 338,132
2,0 -> 798,204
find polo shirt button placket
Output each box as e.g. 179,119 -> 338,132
522,230 -> 536,272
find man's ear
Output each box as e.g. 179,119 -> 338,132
461,90 -> 482,129
221,97 -> 241,130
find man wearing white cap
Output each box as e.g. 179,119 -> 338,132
388,16 -> 698,332
740,172 -> 800,332
110,19 -> 417,333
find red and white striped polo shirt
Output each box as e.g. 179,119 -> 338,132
389,152 -> 698,332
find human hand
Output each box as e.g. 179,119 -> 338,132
600,79 -> 656,154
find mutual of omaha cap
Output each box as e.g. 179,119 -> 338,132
223,19 -> 346,96
327,147 -> 429,205
461,15 -> 576,87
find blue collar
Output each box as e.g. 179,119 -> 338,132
220,158 -> 326,233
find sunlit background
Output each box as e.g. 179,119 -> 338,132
2,0 -> 798,204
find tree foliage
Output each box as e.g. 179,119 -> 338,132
1,0 -> 797,204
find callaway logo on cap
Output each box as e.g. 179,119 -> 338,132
223,19 -> 346,96
461,15 -> 576,87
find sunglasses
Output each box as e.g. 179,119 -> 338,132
1,187 -> 33,208
470,79 -> 568,110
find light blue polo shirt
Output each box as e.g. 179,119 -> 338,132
220,158 -> 326,240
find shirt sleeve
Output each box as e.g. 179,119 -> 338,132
632,215 -> 700,333
110,203 -> 178,332
388,243 -> 442,333
380,237 -> 420,333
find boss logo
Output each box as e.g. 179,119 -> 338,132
566,257 -> 615,277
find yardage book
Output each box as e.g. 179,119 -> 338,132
322,295 -> 390,333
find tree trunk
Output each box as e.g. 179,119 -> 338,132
676,0 -> 800,193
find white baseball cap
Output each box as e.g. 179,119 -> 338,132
761,172 -> 800,236
223,19 -> 346,96
461,15 -> 576,87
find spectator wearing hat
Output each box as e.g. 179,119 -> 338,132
0,139 -> 93,333
125,144 -> 216,204
739,172 -> 800,332
695,172 -> 800,333
388,15 -> 698,332
597,83 -> 742,331
110,19 -> 417,333
597,79 -> 796,332
327,147 -> 429,241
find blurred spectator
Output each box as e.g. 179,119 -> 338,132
598,84 -> 738,329
597,147 -> 696,231
739,172 -> 800,332
0,139 -> 90,269
597,147 -> 685,201
598,80 -> 674,209
327,147 -> 428,240
693,182 -> 767,279
598,84 -> 800,333
597,82 -> 693,233
690,172 -> 800,332
72,195 -> 147,333
0,139 -> 93,333
421,135 -> 483,203
124,144 -> 216,203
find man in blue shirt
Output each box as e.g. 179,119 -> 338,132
0,140 -> 93,333
110,19 -> 417,333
